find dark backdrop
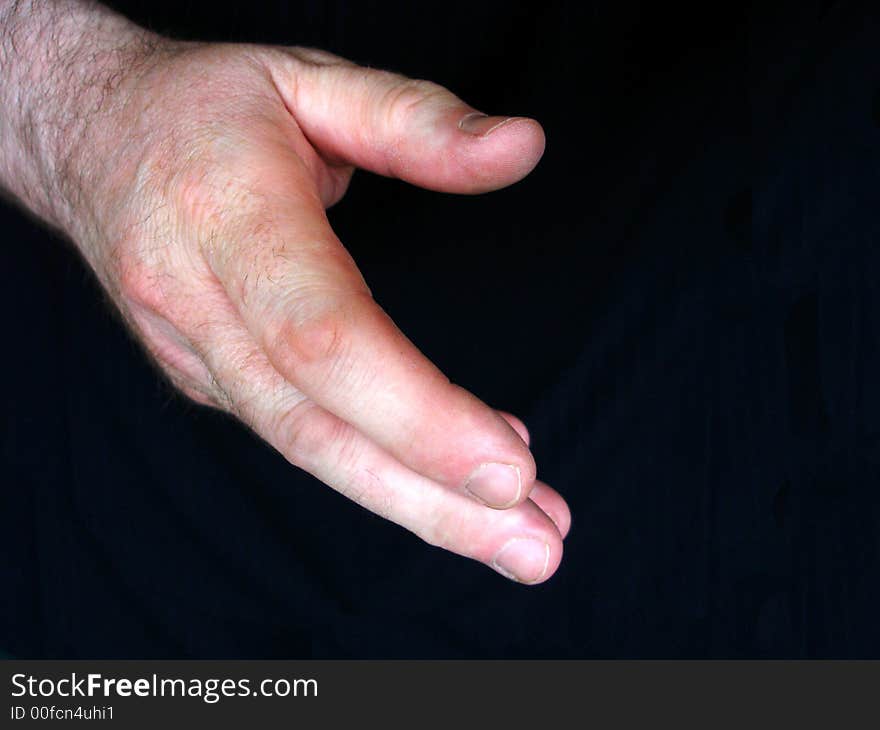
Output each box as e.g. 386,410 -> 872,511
4,1 -> 880,658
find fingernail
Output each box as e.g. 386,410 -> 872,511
458,112 -> 518,137
492,538 -> 551,584
464,462 -> 522,508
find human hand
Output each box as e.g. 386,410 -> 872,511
0,3 -> 570,583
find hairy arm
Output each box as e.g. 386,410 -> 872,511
0,1 -> 157,235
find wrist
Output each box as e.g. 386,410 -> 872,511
0,1 -> 162,240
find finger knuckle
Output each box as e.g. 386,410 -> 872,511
421,504 -> 468,551
266,300 -> 353,382
276,400 -> 343,464
117,254 -> 169,314
381,77 -> 450,130
110,208 -> 197,321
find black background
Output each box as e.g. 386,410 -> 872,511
5,1 -> 880,658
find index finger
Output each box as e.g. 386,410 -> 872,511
204,152 -> 536,509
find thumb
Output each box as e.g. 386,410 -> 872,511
266,48 -> 546,193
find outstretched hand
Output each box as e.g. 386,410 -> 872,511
5,18 -> 570,582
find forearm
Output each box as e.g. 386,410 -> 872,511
0,0 -> 157,237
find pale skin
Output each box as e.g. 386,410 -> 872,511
0,0 -> 571,583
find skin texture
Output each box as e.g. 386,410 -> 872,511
0,0 -> 571,583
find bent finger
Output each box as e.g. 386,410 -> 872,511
204,160 -> 537,509
189,300 -> 565,583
